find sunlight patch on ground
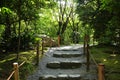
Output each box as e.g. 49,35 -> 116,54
20,50 -> 34,54
114,61 -> 118,64
103,59 -> 107,62
110,54 -> 116,57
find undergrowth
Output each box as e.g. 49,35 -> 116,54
0,50 -> 39,80
90,45 -> 120,80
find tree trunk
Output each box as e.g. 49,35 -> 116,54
17,0 -> 21,60
17,19 -> 21,60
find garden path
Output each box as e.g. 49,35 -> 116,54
27,44 -> 97,80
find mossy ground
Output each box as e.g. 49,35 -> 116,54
0,45 -> 119,80
0,49 -> 40,80
90,45 -> 120,80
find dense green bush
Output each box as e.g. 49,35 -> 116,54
0,29 -> 36,53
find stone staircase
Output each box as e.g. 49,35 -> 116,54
27,45 -> 97,80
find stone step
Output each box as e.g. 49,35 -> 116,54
53,51 -> 83,58
54,45 -> 82,51
46,61 -> 82,69
39,74 -> 81,80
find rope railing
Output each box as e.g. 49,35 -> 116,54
89,50 -> 105,80
7,61 -> 25,80
7,71 -> 15,80
89,50 -> 98,67
84,34 -> 105,80
19,61 -> 25,68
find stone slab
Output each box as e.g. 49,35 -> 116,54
46,61 -> 60,69
68,74 -> 81,80
39,75 -> 56,80
55,45 -> 82,51
46,61 -> 82,69
53,52 -> 82,58
57,74 -> 68,80
61,61 -> 82,69
39,74 -> 81,80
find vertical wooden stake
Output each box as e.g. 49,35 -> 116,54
13,63 -> 19,80
41,38 -> 44,55
36,41 -> 40,65
86,44 -> 90,72
58,35 -> 60,47
84,35 -> 86,55
98,63 -> 105,80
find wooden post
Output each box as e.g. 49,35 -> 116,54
98,63 -> 105,80
84,34 -> 88,56
83,35 -> 86,55
41,38 -> 44,54
13,63 -> 19,80
36,41 -> 40,65
86,44 -> 90,72
58,35 -> 60,47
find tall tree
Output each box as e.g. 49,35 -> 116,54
53,0 -> 75,45
69,2 -> 80,43
76,0 -> 120,51
0,0 -> 46,57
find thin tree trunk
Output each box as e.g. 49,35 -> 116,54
17,0 -> 21,60
17,19 -> 21,60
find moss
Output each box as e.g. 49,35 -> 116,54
106,73 -> 120,80
0,50 -> 40,80
90,45 -> 120,80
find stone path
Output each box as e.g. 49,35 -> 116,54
27,44 -> 97,80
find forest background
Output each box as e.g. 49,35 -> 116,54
0,0 -> 120,79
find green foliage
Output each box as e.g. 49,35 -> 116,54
0,0 -> 54,53
19,50 -> 36,80
0,22 -> 37,52
0,50 -> 37,80
0,0 -> 85,50
0,25 -> 5,40
20,62 -> 35,80
76,0 -> 120,50
0,7 -> 16,25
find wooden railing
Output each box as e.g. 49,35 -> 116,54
7,61 -> 25,80
89,50 -> 105,80
7,39 -> 45,80
84,34 -> 105,80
